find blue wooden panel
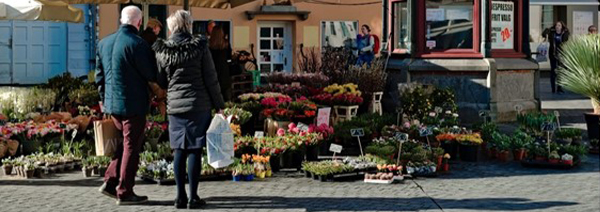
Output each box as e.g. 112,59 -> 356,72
0,21 -> 11,84
12,21 -> 67,84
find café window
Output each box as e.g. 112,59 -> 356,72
417,0 -> 481,57
490,0 -> 524,57
391,0 -> 410,52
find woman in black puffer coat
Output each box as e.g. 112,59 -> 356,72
153,10 -> 225,209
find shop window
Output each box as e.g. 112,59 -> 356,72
192,20 -> 231,39
416,0 -> 481,58
490,0 -> 524,58
321,21 -> 358,50
391,0 -> 410,53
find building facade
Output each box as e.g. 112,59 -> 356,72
97,1 -> 383,74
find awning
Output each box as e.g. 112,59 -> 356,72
0,0 -> 84,23
530,0 -> 599,5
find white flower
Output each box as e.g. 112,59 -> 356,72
561,154 -> 573,161
452,113 -> 459,118
429,112 -> 436,117
445,110 -> 452,115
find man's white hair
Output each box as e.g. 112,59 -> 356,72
167,10 -> 192,34
120,5 -> 142,26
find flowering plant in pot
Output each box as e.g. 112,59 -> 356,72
554,128 -> 583,145
24,162 -> 35,179
431,147 -> 445,168
2,158 -> 14,175
561,153 -> 574,165
441,153 -> 451,172
436,133 -> 457,159
548,151 -> 560,164
511,130 -> 533,161
559,34 -> 600,140
456,133 -> 483,162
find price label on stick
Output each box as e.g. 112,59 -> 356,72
254,131 -> 264,138
297,122 -> 310,132
350,128 -> 365,137
419,127 -> 434,137
541,122 -> 557,132
394,132 -> 409,142
329,144 -> 343,153
479,110 -> 489,117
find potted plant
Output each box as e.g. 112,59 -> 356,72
561,153 -> 574,165
548,151 -> 560,164
559,34 -> 600,140
442,153 -> 451,172
555,128 -> 583,145
431,147 -> 445,168
532,145 -> 548,161
511,130 -> 532,161
456,133 -> 483,162
243,164 -> 255,181
145,122 -> 163,151
97,156 -> 109,177
81,158 -> 92,177
2,158 -> 13,175
25,162 -> 35,179
89,157 -> 99,176
590,139 -> 599,154
436,133 -> 457,160
492,132 -> 511,162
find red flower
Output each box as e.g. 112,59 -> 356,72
304,110 -> 316,117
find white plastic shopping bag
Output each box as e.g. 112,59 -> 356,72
206,114 -> 234,169
536,42 -> 549,62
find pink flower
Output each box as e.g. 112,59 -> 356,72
290,127 -> 300,134
277,128 -> 286,136
299,131 -> 307,137
288,123 -> 297,130
403,121 -> 411,129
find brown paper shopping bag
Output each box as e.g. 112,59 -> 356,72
93,118 -> 122,157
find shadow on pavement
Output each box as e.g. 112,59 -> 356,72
198,196 -> 577,211
0,177 -> 102,187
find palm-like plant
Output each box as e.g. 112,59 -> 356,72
559,34 -> 600,114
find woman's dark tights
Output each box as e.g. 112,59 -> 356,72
173,149 -> 202,201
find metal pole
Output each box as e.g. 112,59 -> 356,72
142,3 -> 149,29
184,0 -> 190,11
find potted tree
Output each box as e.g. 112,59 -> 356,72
559,34 -> 600,140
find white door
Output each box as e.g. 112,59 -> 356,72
258,22 -> 292,73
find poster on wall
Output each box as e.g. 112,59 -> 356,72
573,11 -> 594,35
426,8 -> 445,22
321,21 -> 358,48
491,1 -> 514,49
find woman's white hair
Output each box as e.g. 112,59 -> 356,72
167,10 -> 193,34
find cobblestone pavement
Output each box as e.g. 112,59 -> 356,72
0,155 -> 598,212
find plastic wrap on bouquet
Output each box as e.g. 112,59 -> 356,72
207,115 -> 234,169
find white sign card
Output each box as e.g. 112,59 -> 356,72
491,1 -> 514,49
446,9 -> 471,21
329,143 -> 343,153
254,131 -> 264,138
316,107 -> 331,127
573,11 -> 594,35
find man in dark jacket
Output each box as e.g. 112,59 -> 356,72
95,5 -> 157,205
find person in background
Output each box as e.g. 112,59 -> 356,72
356,24 -> 375,66
206,20 -> 216,38
209,25 -> 233,102
140,18 -> 167,118
140,18 -> 162,46
543,21 -> 569,94
96,5 -> 157,205
588,25 -> 597,35
153,10 -> 225,209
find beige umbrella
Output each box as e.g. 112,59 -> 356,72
51,0 -> 256,26
0,0 -> 84,23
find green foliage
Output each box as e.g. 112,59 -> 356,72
365,144 -> 396,162
431,147 -> 445,158
558,34 -> 600,111
560,145 -> 588,160
548,151 -> 560,159
68,83 -> 100,107
555,128 -> 582,139
517,112 -> 556,136
492,132 -> 512,151
479,122 -> 498,144
302,161 -> 354,176
333,113 -> 394,141
399,84 -> 457,121
511,130 -> 534,150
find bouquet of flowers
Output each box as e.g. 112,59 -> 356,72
312,83 -> 363,106
261,97 -> 317,121
456,133 -> 483,146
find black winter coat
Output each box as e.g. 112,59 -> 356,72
209,46 -> 232,102
153,32 -> 225,114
